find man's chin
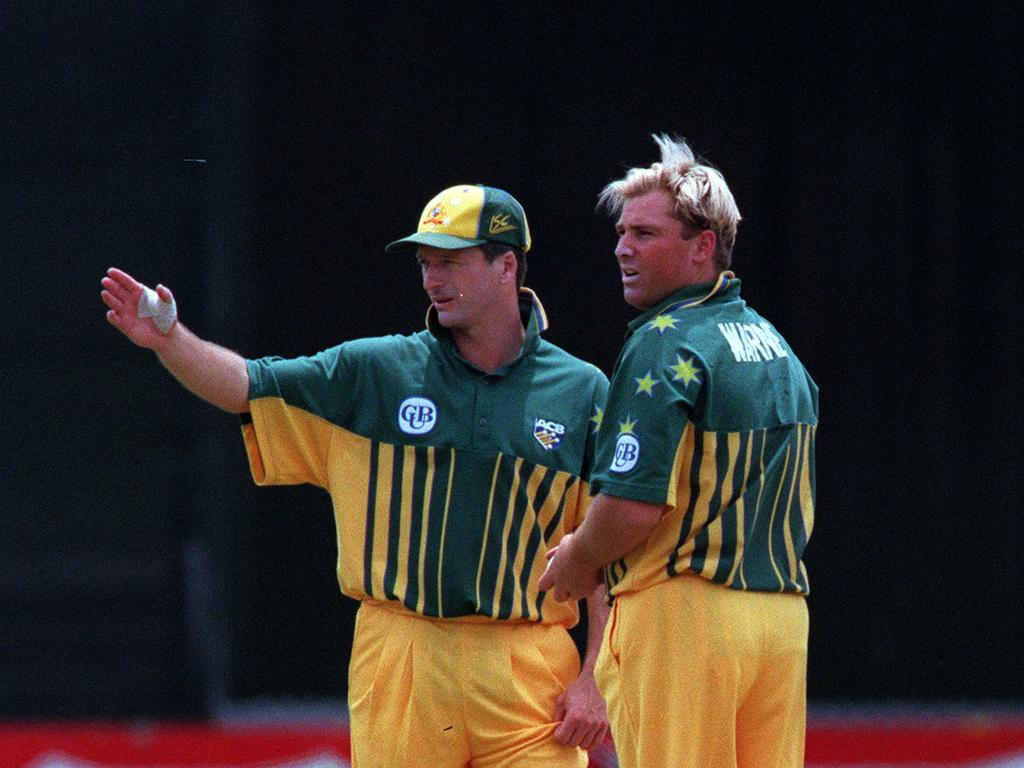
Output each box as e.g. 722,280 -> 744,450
435,310 -> 463,328
623,288 -> 651,311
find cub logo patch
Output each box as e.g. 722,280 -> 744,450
398,397 -> 437,435
533,417 -> 565,450
611,434 -> 640,473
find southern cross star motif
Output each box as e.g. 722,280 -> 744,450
669,354 -> 702,387
648,314 -> 679,334
634,370 -> 659,397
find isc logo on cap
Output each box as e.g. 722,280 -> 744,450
398,397 -> 437,435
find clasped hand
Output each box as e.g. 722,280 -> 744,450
539,532 -> 603,603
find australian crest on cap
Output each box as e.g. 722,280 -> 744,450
422,204 -> 448,228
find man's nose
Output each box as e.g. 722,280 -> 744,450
422,265 -> 442,291
615,236 -> 631,259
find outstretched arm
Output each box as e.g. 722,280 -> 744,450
101,267 -> 250,414
552,584 -> 611,751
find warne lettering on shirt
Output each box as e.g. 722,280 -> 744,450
717,322 -> 789,362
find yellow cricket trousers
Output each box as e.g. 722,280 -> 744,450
596,575 -> 807,768
348,601 -> 588,768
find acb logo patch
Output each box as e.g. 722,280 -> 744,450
533,417 -> 565,451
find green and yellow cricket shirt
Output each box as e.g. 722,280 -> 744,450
590,274 -> 818,597
241,289 -> 609,627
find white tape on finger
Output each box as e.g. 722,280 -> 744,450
138,285 -> 177,333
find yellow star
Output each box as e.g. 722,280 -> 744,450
669,355 -> 702,387
648,314 -> 679,334
590,405 -> 604,433
618,415 -> 637,434
634,370 -> 659,397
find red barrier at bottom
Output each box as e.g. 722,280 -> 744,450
3,718 -> 1024,767
0,724 -> 621,767
806,716 -> 1024,765
0,723 -> 350,767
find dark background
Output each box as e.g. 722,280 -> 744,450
2,3 -> 1021,719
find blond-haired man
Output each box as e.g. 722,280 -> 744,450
541,136 -> 819,767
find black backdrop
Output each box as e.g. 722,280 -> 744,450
2,2 -> 1021,717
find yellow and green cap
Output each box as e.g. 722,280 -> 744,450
385,184 -> 532,253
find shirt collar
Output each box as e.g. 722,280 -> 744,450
625,271 -> 738,337
426,287 -> 547,374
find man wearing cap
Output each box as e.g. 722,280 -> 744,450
101,184 -> 611,767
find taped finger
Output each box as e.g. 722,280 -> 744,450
138,285 -> 177,333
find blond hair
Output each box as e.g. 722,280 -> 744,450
598,134 -> 742,268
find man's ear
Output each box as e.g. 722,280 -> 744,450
695,229 -> 718,263
501,250 -> 518,284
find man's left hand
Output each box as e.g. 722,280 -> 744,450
552,670 -> 609,750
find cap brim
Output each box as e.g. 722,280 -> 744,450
384,232 -> 488,253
